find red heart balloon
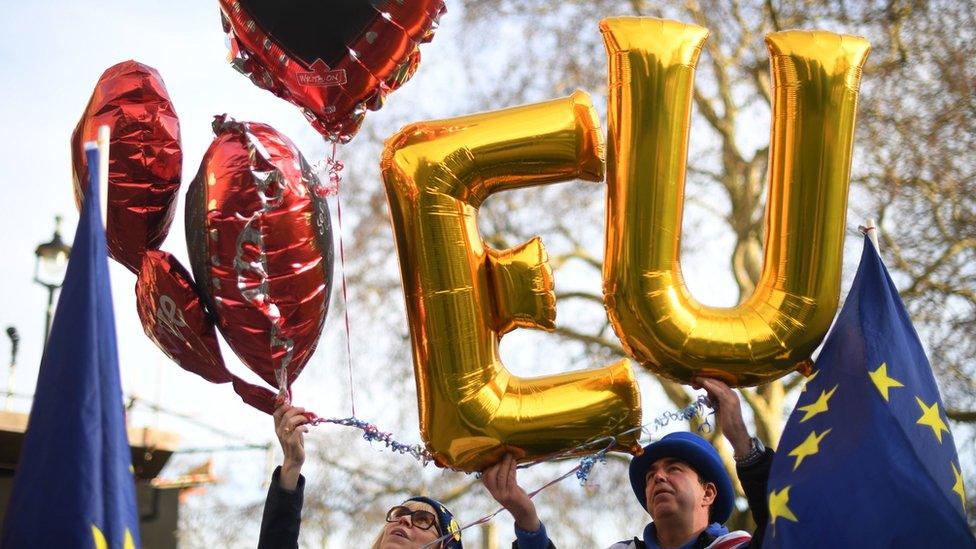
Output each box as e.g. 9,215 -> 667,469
71,60 -> 182,273
218,0 -> 446,142
184,116 -> 334,395
135,250 -> 278,414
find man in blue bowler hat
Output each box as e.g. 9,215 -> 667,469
482,377 -> 772,549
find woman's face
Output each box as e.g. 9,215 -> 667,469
379,501 -> 442,549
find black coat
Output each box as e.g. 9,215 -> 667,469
257,467 -> 304,549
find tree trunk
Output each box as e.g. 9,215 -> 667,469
481,521 -> 498,549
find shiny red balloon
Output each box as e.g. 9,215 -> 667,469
185,116 -> 334,396
219,0 -> 446,142
71,60 -> 182,273
135,250 -> 278,414
136,250 -> 228,384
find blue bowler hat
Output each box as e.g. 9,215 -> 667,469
628,432 -> 735,524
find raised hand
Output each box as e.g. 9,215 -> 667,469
692,377 -> 752,458
273,404 -> 309,490
481,454 -> 541,532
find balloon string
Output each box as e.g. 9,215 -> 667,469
336,191 -> 356,417
319,141 -> 357,418
306,415 -> 432,463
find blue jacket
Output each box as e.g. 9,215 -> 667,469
604,522 -> 750,549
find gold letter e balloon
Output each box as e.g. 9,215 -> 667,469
382,17 -> 870,470
382,92 -> 642,471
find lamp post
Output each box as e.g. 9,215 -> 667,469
34,215 -> 71,348
5,326 -> 18,410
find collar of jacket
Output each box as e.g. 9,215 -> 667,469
642,521 -> 730,549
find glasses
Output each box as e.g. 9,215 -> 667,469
385,506 -> 440,532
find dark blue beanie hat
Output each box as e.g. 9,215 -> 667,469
405,496 -> 462,549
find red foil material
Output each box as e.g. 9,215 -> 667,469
218,0 -> 446,142
71,60 -> 182,273
185,116 -> 334,396
135,250 -> 278,414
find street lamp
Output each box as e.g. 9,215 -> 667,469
5,326 -> 18,410
34,215 -> 71,347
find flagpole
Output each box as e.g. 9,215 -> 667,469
97,125 -> 110,228
859,218 -> 880,252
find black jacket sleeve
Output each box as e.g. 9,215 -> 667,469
736,448 -> 774,547
258,466 -> 305,549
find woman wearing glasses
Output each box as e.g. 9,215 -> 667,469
371,498 -> 462,549
258,404 -> 463,549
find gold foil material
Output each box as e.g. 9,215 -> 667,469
382,91 -> 642,471
601,18 -> 871,387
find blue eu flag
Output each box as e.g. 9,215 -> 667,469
1,145 -> 141,548
764,235 -> 974,547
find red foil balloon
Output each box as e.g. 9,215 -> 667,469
136,251 -> 227,384
185,116 -> 334,396
135,250 -> 278,414
71,60 -> 182,273
219,0 -> 446,142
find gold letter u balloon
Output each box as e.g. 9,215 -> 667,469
382,92 -> 641,471
602,18 -> 871,386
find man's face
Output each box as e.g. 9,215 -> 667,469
644,457 -> 716,522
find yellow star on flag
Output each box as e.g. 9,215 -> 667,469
769,486 -> 798,527
788,428 -> 832,471
915,396 -> 949,443
801,370 -> 820,393
952,462 -> 966,511
869,362 -> 904,402
798,385 -> 838,423
92,525 -> 136,549
92,525 -> 107,549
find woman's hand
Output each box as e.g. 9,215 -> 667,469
273,404 -> 309,491
692,377 -> 752,458
481,454 -> 541,532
